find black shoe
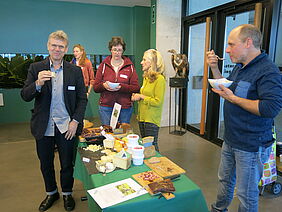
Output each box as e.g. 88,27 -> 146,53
63,195 -> 75,211
39,192 -> 60,211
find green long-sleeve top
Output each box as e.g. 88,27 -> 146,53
137,74 -> 166,127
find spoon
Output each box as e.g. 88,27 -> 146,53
216,55 -> 225,60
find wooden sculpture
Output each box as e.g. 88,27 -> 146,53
168,49 -> 189,78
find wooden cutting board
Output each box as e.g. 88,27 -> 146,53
132,171 -> 175,200
144,157 -> 186,178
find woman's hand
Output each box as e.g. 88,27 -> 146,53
103,81 -> 121,91
131,93 -> 145,101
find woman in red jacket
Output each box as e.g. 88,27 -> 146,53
94,36 -> 140,126
71,44 -> 95,98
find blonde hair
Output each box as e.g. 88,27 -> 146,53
143,49 -> 165,83
48,30 -> 69,47
73,44 -> 87,66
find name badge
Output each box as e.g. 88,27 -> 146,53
68,86 -> 75,91
82,157 -> 90,163
120,74 -> 128,79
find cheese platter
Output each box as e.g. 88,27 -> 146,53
132,171 -> 175,200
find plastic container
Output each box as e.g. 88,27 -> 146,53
127,134 -> 139,146
132,155 -> 144,166
132,145 -> 144,157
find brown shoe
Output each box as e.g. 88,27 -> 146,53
39,192 -> 60,211
63,195 -> 75,211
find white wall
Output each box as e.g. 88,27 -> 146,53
156,0 -> 182,127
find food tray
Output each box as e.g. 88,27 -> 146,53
132,171 -> 175,200
144,157 -> 186,178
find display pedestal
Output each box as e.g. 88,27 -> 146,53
169,78 -> 188,136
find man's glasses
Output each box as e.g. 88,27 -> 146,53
111,48 -> 123,53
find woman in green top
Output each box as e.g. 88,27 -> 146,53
131,49 -> 166,151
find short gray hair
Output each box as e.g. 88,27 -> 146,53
48,30 -> 69,47
237,24 -> 262,49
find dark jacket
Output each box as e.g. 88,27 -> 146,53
93,56 -> 140,108
21,57 -> 87,140
225,52 -> 282,152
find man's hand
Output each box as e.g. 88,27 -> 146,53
206,50 -> 219,69
212,85 -> 236,103
103,81 -> 121,91
65,120 -> 78,140
36,70 -> 53,86
212,85 -> 260,116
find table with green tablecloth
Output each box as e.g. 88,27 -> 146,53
74,143 -> 209,212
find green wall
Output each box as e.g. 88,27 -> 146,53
0,0 -> 134,55
132,6 -> 151,113
0,89 -> 34,123
0,0 -> 151,124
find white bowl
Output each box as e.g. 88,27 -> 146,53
208,78 -> 233,90
108,82 -> 120,89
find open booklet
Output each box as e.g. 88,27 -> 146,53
87,178 -> 148,209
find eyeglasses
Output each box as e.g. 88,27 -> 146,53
111,48 -> 123,53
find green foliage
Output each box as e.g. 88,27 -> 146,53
64,54 -> 73,62
0,54 -> 43,88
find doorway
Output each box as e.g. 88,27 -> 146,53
182,0 -> 275,143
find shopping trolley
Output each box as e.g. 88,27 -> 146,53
259,127 -> 282,195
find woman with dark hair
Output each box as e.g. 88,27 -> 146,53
131,49 -> 166,152
94,36 -> 140,125
71,44 -> 94,98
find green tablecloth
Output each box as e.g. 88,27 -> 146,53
74,144 -> 208,212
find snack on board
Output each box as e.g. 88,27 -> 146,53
148,157 -> 161,164
84,144 -> 102,152
148,179 -> 175,194
83,119 -> 94,128
101,149 -> 112,155
137,171 -> 161,183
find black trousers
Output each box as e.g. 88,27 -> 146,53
36,126 -> 75,193
138,122 -> 160,152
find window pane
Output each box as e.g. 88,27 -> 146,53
187,0 -> 235,16
186,22 -> 207,129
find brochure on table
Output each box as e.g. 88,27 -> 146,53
87,178 -> 148,209
110,102 -> 121,130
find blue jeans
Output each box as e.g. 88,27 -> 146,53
138,122 -> 160,152
98,106 -> 133,126
211,142 -> 272,212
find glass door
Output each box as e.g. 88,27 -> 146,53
182,0 -> 275,142
186,22 -> 208,130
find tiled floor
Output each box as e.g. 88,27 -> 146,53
0,121 -> 281,212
